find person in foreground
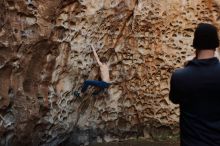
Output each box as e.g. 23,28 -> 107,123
169,23 -> 220,146
74,45 -> 111,97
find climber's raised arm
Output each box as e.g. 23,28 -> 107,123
91,45 -> 102,66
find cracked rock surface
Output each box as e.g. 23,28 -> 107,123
0,0 -> 220,145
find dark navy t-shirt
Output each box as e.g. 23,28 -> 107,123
169,57 -> 220,146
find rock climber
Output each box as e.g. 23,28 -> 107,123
74,45 -> 111,97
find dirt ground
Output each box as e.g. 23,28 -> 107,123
91,140 -> 180,146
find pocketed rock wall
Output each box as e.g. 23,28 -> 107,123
0,0 -> 220,145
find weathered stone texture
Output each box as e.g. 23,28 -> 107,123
0,0 -> 220,145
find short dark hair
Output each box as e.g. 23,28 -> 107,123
193,23 -> 219,50
100,57 -> 108,63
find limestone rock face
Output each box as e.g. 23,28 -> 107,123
0,0 -> 220,145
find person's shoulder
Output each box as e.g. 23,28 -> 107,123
173,67 -> 187,74
216,61 -> 220,66
100,63 -> 109,68
171,67 -> 189,79
214,62 -> 220,71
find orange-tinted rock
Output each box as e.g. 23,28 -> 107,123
0,0 -> 220,145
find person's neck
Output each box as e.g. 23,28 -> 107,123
196,49 -> 215,59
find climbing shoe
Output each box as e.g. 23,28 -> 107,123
73,91 -> 81,98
